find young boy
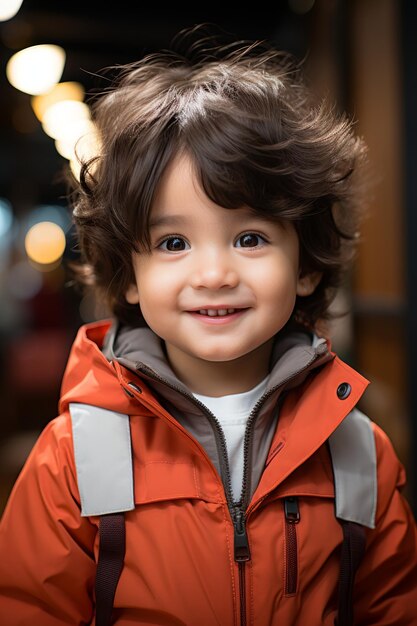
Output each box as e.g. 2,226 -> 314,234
1,29 -> 416,626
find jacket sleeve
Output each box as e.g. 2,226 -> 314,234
0,413 -> 97,626
354,422 -> 417,625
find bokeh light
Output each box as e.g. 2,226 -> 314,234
24,221 -> 66,265
42,100 -> 91,140
6,44 -> 66,95
55,123 -> 99,160
0,0 -> 24,21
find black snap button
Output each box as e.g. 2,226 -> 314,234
337,382 -> 351,400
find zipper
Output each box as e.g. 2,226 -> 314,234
284,496 -> 300,595
229,355 -> 316,621
233,507 -> 251,562
232,507 -> 250,626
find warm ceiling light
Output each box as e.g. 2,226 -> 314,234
6,44 -> 66,95
25,221 -> 66,265
55,123 -> 100,160
41,100 -> 91,139
0,0 -> 24,21
31,82 -> 85,121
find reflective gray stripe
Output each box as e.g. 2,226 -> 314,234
328,408 -> 377,529
69,403 -> 135,517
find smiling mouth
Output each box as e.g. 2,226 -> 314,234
189,308 -> 248,317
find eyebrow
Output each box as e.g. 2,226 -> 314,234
149,215 -> 190,229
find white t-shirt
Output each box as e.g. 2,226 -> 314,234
193,376 -> 269,502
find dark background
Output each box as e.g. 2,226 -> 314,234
0,2 -> 317,204
1,0 -> 417,516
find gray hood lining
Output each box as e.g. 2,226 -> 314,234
104,319 -> 330,401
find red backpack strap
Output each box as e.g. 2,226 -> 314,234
335,520 -> 367,626
95,513 -> 126,626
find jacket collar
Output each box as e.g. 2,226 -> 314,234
103,317 -> 334,403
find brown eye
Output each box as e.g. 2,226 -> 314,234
159,237 -> 189,252
236,233 -> 265,248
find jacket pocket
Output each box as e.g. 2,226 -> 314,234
283,496 -> 300,596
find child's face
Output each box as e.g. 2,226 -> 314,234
126,154 -> 320,373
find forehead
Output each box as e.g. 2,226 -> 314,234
151,152 -> 211,216
150,152 -> 260,226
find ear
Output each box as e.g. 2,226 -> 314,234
296,270 -> 322,297
125,283 -> 140,304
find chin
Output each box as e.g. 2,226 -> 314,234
193,349 -> 248,363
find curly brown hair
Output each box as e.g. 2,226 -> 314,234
69,28 -> 369,332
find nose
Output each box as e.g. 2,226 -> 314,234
189,249 -> 239,290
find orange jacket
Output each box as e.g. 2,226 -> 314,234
0,319 -> 416,625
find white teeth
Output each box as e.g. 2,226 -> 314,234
198,308 -> 237,316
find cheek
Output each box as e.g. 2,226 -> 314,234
135,264 -> 178,309
247,256 -> 299,299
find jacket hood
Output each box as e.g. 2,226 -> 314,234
59,319 -> 131,415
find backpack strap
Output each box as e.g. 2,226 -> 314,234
69,402 -> 134,626
336,520 -> 367,626
328,408 -> 377,626
95,513 -> 126,626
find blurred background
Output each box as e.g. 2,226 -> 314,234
1,0 -> 416,516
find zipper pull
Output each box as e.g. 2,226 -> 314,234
233,508 -> 251,562
284,496 -> 300,523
